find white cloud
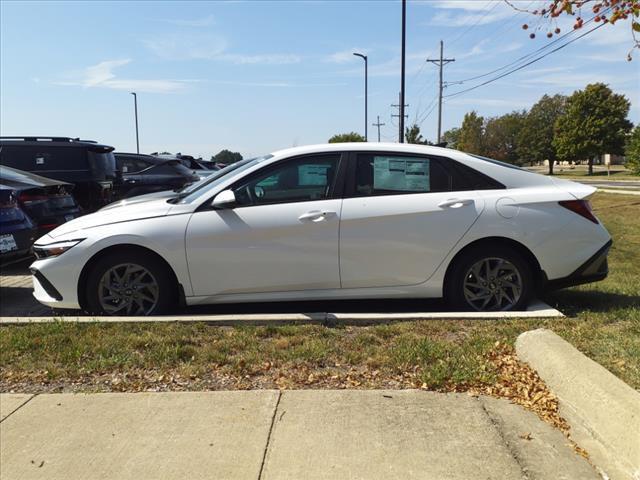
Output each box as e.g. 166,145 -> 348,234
212,80 -> 347,88
425,0 -> 515,27
57,59 -> 193,94
143,34 -> 228,60
143,34 -> 300,64
218,53 -> 302,65
325,48 -> 370,64
159,14 -> 216,27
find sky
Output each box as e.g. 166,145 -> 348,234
1,0 -> 639,159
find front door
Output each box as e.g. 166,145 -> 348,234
185,153 -> 343,296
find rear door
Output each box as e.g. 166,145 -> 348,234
339,152 -> 485,289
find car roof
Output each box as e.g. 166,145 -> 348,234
0,137 -> 113,151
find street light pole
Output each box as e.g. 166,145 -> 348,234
399,0 -> 406,143
353,52 -> 368,141
130,92 -> 139,154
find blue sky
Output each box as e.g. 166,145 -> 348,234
1,0 -> 638,158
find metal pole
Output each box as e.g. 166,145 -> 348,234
365,56 -> 368,141
437,41 -> 443,143
399,0 -> 406,143
131,92 -> 139,154
353,53 -> 368,141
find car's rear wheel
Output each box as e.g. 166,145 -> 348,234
85,251 -> 175,315
445,246 -> 533,312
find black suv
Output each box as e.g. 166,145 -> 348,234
0,137 -> 117,211
115,153 -> 200,198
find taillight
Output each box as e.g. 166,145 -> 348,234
18,192 -> 49,206
559,199 -> 599,224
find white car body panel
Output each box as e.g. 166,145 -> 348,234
339,191 -> 484,288
29,143 -> 612,311
185,199 -> 342,296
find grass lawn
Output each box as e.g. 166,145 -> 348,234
528,166 -> 639,181
1,193 -> 638,395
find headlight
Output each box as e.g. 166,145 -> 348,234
33,239 -> 84,259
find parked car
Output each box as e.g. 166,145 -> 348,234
0,185 -> 37,263
114,153 -> 200,199
0,166 -> 81,237
30,143 -> 611,315
156,154 -> 217,180
0,137 -> 117,211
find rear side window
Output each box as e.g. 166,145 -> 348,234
353,154 -> 450,197
444,159 -> 505,190
120,157 -> 152,173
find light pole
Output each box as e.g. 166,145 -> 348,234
130,92 -> 139,154
353,52 -> 368,141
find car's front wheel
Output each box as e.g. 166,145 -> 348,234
445,246 -> 533,312
85,251 -> 175,316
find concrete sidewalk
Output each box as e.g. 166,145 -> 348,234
0,390 -> 596,480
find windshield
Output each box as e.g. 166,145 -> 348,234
174,155 -> 272,202
468,154 -> 527,172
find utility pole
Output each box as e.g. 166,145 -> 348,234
372,116 -> 385,142
427,40 -> 455,143
392,92 -> 409,142
399,0 -> 407,143
130,92 -> 140,154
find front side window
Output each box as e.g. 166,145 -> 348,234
234,154 -> 340,207
353,154 -> 450,197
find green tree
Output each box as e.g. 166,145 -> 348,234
457,111 -> 485,155
213,149 -> 243,164
441,127 -> 460,149
626,126 -> 640,175
554,83 -> 632,175
483,111 -> 527,165
517,94 -> 566,174
405,123 -> 426,144
328,132 -> 366,143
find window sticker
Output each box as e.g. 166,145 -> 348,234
373,157 -> 430,191
298,164 -> 331,186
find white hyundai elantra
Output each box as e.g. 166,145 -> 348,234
30,143 -> 611,315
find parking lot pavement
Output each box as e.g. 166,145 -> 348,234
0,391 -> 598,480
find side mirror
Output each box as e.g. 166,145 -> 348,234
211,189 -> 236,209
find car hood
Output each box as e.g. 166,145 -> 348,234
47,193 -> 176,238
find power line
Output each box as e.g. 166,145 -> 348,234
448,7 -> 608,86
447,0 -> 500,47
444,21 -> 607,100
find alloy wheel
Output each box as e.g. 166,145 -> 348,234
97,263 -> 160,315
462,257 -> 523,311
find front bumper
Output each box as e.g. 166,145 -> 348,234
545,239 -> 612,291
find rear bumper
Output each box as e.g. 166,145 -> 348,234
545,239 -> 612,291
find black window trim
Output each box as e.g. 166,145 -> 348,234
343,151 -> 504,199
198,152 -> 348,211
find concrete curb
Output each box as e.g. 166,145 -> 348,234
0,301 -> 563,325
516,328 -> 640,480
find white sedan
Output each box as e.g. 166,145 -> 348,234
31,143 -> 612,315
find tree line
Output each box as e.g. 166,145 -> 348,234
443,83 -> 634,175
329,83 -> 638,176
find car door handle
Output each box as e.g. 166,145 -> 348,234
298,210 -> 336,221
438,198 -> 473,209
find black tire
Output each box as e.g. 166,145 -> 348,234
85,250 -> 176,316
445,245 -> 533,312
